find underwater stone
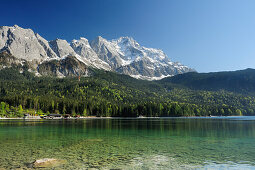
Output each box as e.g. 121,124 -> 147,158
33,158 -> 66,168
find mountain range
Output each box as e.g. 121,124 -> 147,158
0,25 -> 194,80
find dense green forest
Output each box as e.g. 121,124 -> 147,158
159,68 -> 255,94
0,67 -> 255,117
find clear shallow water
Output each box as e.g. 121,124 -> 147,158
0,117 -> 255,169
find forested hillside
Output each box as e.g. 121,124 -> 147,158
159,68 -> 255,94
0,68 -> 255,117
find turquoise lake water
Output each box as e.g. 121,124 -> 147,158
0,117 -> 255,169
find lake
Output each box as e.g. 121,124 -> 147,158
0,117 -> 255,169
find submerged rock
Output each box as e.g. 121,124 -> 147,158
33,158 -> 66,168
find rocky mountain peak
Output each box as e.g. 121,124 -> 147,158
0,25 -> 49,61
112,36 -> 140,48
49,39 -> 76,57
71,37 -> 89,47
71,37 -> 111,70
0,25 -> 195,80
13,24 -> 20,28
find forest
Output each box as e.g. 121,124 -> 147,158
0,67 -> 255,117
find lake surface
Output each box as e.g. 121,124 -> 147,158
0,117 -> 255,169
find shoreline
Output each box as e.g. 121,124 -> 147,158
0,115 -> 251,120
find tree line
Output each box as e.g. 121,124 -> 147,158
0,68 -> 254,117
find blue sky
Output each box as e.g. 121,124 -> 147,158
1,0 -> 255,72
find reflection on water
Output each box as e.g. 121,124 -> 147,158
0,117 -> 255,169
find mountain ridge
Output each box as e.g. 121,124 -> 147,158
0,25 -> 195,80
159,68 -> 255,94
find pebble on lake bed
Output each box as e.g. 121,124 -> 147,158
33,158 -> 66,168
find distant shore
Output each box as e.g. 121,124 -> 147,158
0,117 -> 88,119
0,115 -> 249,120
0,117 -> 24,119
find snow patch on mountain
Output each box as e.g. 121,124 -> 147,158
71,37 -> 111,70
0,25 -> 195,80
